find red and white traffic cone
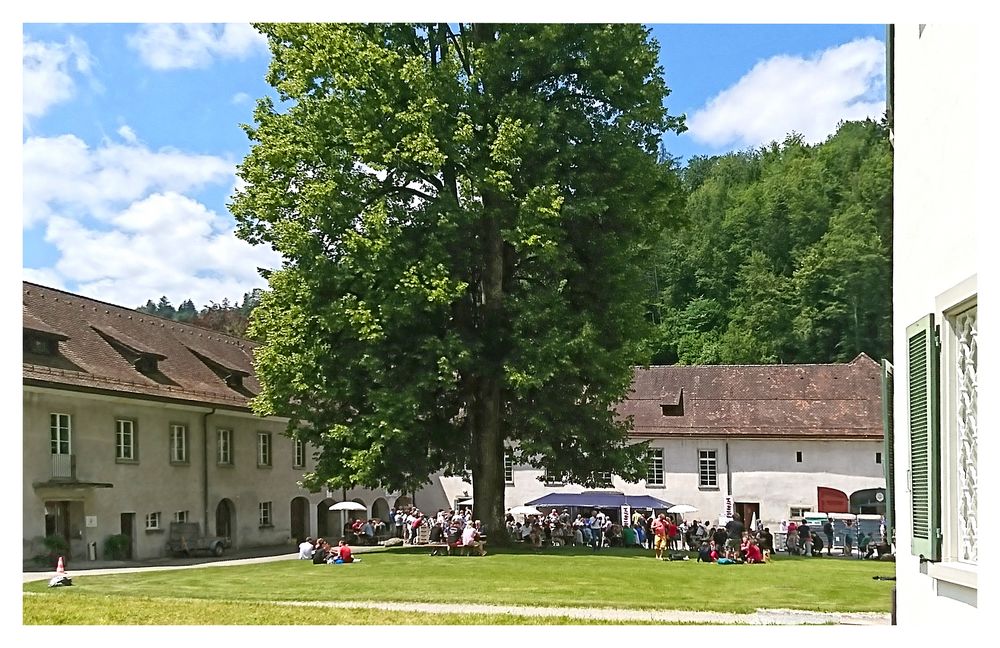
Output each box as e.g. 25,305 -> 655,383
56,555 -> 66,575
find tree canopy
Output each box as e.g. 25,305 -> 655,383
231,23 -> 685,537
644,120 -> 892,365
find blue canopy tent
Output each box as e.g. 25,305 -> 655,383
525,491 -> 673,510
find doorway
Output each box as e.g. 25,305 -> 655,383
119,512 -> 135,560
734,501 -> 760,528
215,499 -> 235,547
290,497 -> 310,543
317,498 -> 336,539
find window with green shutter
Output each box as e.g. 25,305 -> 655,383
907,314 -> 941,561
881,359 -> 895,544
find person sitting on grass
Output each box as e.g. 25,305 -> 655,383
331,539 -> 357,564
298,537 -> 315,560
311,538 -> 329,564
697,541 -> 714,563
744,539 -> 764,564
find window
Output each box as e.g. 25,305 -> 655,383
796,451 -> 803,463
698,449 -> 718,489
595,471 -> 613,487
646,448 -> 664,487
145,512 -> 161,530
948,302 -> 977,564
258,501 -> 272,527
293,438 -> 306,468
116,419 -> 136,461
26,334 -> 56,355
660,391 -> 684,416
543,467 -> 566,486
174,510 -> 188,523
217,429 -> 232,465
876,451 -> 882,465
170,424 -> 188,464
504,451 -> 514,485
257,432 -> 272,467
50,413 -> 71,455
790,507 -> 811,519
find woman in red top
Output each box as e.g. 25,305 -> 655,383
745,539 -> 764,564
335,539 -> 354,563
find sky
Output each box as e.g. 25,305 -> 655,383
21,21 -> 888,311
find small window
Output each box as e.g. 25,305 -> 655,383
876,451 -> 882,465
259,501 -> 272,527
174,510 -> 188,523
293,438 -> 306,468
145,512 -> 161,530
595,471 -> 613,487
170,424 -> 188,464
504,451 -> 514,485
646,448 -> 664,487
698,449 -> 718,488
796,451 -> 803,463
217,429 -> 233,465
116,419 -> 137,461
790,507 -> 811,519
257,432 -> 272,467
543,467 -> 565,486
25,335 -> 56,355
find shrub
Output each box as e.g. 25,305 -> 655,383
33,534 -> 70,567
103,534 -> 131,560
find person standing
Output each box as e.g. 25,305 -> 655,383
651,513 -> 669,561
798,521 -> 813,556
725,513 -> 744,554
823,518 -> 835,556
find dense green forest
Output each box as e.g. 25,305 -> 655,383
645,119 -> 892,365
140,119 -> 891,364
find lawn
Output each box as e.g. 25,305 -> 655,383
23,546 -> 895,624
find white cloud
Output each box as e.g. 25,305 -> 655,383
23,134 -> 235,228
687,38 -> 886,150
117,124 -> 138,144
231,91 -> 251,105
22,35 -> 94,122
127,23 -> 268,71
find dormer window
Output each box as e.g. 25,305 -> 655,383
185,346 -> 250,393
224,373 -> 244,389
91,325 -> 167,377
661,389 -> 684,416
25,333 -> 57,355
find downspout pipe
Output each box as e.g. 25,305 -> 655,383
203,407 -> 216,534
725,441 -> 732,496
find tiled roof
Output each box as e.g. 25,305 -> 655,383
23,282 -> 259,409
618,356 -> 883,440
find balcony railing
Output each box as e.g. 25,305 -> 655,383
51,454 -> 75,480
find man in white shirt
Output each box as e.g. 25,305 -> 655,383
298,537 -> 315,560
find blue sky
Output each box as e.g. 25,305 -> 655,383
21,22 -> 888,310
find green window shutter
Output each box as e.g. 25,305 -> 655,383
881,359 -> 895,543
906,314 -> 941,561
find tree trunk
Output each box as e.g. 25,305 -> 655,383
471,206 -> 508,545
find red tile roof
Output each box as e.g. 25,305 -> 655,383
23,282 -> 258,409
619,356 -> 883,440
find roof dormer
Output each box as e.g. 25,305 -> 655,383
91,324 -> 167,376
186,346 -> 251,392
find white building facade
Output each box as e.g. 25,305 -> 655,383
890,23 -> 980,620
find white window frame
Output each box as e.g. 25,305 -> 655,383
257,432 -> 272,467
503,451 -> 514,485
50,413 -> 71,455
935,276 -> 978,576
293,438 -> 306,468
258,501 -> 272,527
170,424 -> 188,464
646,447 -> 664,487
790,506 -> 812,519
145,512 -> 161,530
698,449 -> 718,489
174,510 -> 188,523
217,429 -> 232,465
116,419 -> 137,461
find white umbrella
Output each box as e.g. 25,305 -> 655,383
667,504 -> 698,514
329,501 -> 367,511
510,505 -> 542,516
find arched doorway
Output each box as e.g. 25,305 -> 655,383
350,498 -> 368,520
372,497 -> 390,523
290,497 -> 310,543
393,495 -> 412,510
215,499 -> 236,548
317,498 -> 336,539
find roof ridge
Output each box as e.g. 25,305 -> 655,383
24,281 -> 255,347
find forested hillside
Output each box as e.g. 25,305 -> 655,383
645,119 -> 892,365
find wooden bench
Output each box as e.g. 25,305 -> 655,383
425,541 -> 487,556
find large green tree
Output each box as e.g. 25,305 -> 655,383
231,23 -> 684,540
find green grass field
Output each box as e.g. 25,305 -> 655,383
23,546 -> 895,625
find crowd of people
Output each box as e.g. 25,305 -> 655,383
390,505 -> 488,555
